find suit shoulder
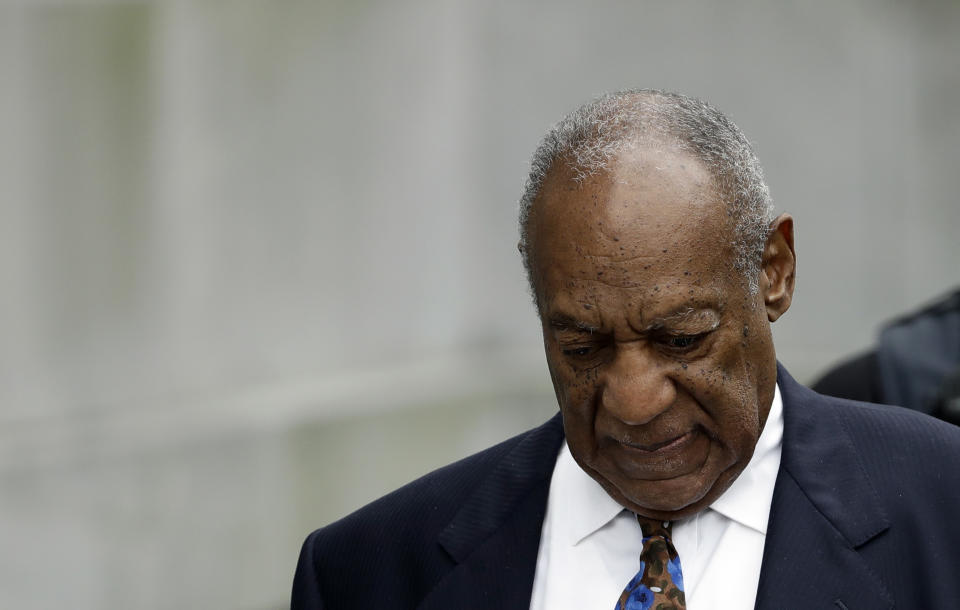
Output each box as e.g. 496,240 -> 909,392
824,395 -> 960,498
829,394 -> 960,452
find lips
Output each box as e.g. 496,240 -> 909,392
603,427 -> 711,479
619,430 -> 695,453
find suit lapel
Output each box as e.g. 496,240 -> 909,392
419,414 -> 564,610
755,365 -> 893,609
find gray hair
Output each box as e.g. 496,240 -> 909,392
518,89 -> 775,298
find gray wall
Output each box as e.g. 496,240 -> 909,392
2,1 -> 959,608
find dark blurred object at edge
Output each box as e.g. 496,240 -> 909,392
812,289 -> 960,425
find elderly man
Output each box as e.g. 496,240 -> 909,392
292,91 -> 960,609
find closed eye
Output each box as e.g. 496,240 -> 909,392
666,335 -> 699,348
658,332 -> 710,353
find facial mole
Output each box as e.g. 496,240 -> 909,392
742,325 -> 749,337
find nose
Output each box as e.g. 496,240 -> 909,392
600,344 -> 676,425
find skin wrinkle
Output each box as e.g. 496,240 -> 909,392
555,307 -> 722,340
529,141 -> 795,521
578,253 -> 660,263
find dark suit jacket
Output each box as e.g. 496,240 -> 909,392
292,365 -> 960,609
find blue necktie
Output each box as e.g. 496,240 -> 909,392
615,515 -> 686,610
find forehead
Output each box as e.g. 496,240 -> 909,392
532,144 -> 722,238
528,145 -> 742,317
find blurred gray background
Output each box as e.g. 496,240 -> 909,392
2,1 -> 959,608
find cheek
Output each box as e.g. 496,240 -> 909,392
680,352 -> 763,432
560,370 -> 599,413
679,361 -> 729,404
544,340 -> 600,401
548,362 -> 602,440
545,358 -> 568,408
546,354 -> 586,412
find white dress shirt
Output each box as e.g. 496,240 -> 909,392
529,384 -> 783,610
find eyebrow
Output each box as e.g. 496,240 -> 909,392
548,314 -> 600,333
548,307 -> 721,335
642,307 -> 721,332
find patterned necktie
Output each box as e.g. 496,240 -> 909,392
615,515 -> 687,610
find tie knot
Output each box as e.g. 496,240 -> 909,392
635,514 -> 672,539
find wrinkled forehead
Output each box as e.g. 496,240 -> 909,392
527,147 -> 736,278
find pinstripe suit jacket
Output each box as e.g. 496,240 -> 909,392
292,364 -> 960,609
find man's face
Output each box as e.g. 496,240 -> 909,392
527,145 -> 784,521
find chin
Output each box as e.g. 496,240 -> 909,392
623,486 -> 710,516
609,467 -> 737,519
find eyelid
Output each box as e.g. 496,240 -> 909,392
656,324 -> 705,338
657,319 -> 719,336
558,334 -> 609,357
656,331 -> 712,354
558,335 -> 604,349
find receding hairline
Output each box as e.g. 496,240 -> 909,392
523,140 -> 738,276
518,88 -> 776,302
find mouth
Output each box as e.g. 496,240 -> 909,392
602,428 -> 711,480
618,430 -> 696,454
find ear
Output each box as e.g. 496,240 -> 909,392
761,213 -> 796,322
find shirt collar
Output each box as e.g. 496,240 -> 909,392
553,382 -> 784,544
552,442 -> 626,546
708,382 -> 783,534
